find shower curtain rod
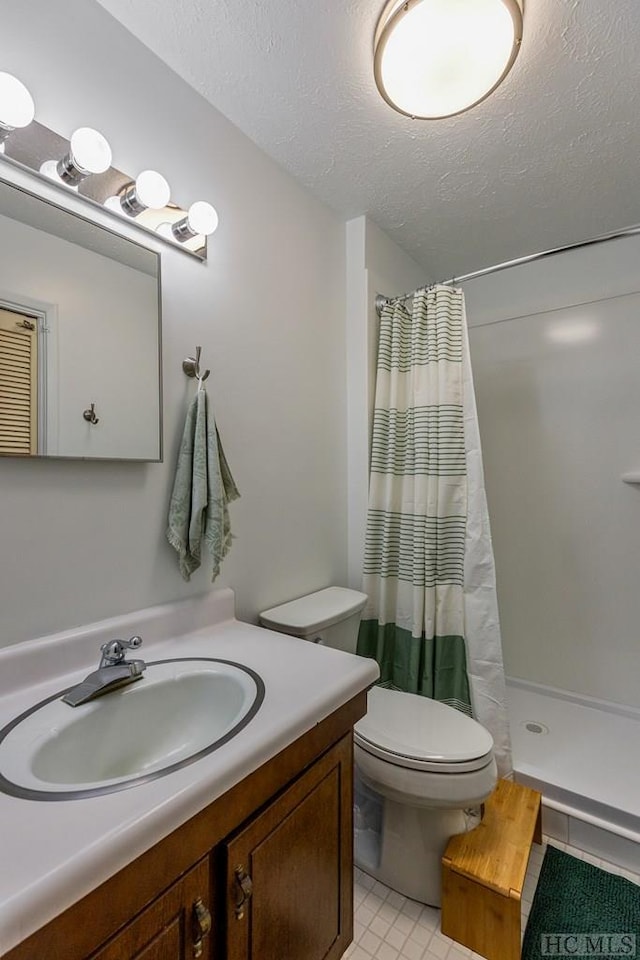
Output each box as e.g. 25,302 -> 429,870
375,222 -> 640,316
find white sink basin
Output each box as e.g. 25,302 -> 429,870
0,658 -> 264,800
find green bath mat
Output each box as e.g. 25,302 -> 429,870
522,845 -> 640,959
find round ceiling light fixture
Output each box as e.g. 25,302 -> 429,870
374,0 -> 523,120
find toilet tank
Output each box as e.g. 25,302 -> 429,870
259,587 -> 367,653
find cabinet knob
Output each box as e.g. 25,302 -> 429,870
192,896 -> 212,958
234,864 -> 254,920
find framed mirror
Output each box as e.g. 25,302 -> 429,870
0,174 -> 162,461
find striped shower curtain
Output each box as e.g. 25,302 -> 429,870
358,285 -> 512,774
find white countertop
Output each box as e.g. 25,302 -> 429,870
0,589 -> 378,954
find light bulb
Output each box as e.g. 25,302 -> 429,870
47,127 -> 112,187
135,170 -> 170,209
0,72 -> 35,136
172,201 -> 219,242
104,195 -> 125,214
155,222 -> 175,240
40,159 -> 64,183
119,170 -> 171,216
69,127 -> 112,175
187,201 -> 219,236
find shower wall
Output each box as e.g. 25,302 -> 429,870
465,234 -> 640,710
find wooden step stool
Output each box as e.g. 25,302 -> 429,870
441,779 -> 542,960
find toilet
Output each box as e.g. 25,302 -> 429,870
259,586 -> 497,907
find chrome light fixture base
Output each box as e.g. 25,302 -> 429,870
119,182 -> 148,217
373,0 -> 524,120
1,121 -> 208,260
172,217 -> 198,242
56,153 -> 90,188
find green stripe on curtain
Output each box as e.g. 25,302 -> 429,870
370,406 -> 466,476
363,510 -> 466,586
357,619 -> 471,715
376,298 -> 463,370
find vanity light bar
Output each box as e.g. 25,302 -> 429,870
0,70 -> 216,260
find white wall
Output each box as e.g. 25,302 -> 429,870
346,216 -> 425,587
0,0 -> 347,646
465,234 -> 640,709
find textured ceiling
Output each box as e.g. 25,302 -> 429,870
95,0 -> 640,278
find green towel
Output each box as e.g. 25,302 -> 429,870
166,388 -> 240,582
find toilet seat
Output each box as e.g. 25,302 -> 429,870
355,686 -> 494,774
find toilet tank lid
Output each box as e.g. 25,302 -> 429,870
259,587 -> 368,636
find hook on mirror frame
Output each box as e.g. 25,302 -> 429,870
182,345 -> 210,381
83,402 -> 99,425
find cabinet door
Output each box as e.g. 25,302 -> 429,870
224,734 -> 353,960
89,858 -> 213,960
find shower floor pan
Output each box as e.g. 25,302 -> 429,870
507,678 -> 640,872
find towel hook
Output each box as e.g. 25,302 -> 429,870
83,402 -> 100,425
182,345 -> 210,381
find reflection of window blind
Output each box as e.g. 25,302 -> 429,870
0,309 -> 38,456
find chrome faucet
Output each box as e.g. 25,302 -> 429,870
62,636 -> 146,707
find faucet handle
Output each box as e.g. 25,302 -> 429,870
99,636 -> 143,666
122,635 -> 143,651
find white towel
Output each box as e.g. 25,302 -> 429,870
166,388 -> 240,581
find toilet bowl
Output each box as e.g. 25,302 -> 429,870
354,685 -> 497,904
259,587 -> 497,906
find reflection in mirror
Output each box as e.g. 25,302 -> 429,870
0,176 -> 161,460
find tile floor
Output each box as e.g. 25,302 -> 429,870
343,838 -> 640,960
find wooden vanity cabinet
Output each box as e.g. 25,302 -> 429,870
5,692 -> 365,960
88,858 -> 211,960
223,736 -> 352,960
